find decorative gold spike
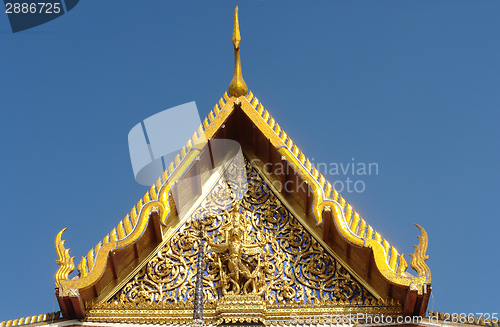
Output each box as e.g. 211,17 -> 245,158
298,152 -> 306,164
213,104 -> 220,115
124,214 -> 133,234
208,110 -> 215,122
180,146 -> 187,159
149,184 -> 157,201
280,131 -> 287,143
409,224 -> 431,278
117,221 -> 126,239
331,188 -> 339,201
366,225 -> 373,239
263,110 -> 270,122
110,228 -> 117,242
94,241 -> 102,255
325,182 -> 332,197
251,96 -> 259,108
77,256 -> 88,277
389,246 -> 398,270
339,196 -> 346,209
396,253 -> 408,275
131,208 -> 139,227
268,117 -> 275,129
344,205 -> 353,224
246,90 -> 253,101
274,123 -> 282,136
87,248 -> 95,271
382,239 -> 390,255
228,6 -> 248,97
256,102 -> 264,115
357,218 -> 366,237
350,212 -> 360,232
191,131 -> 198,144
318,174 -> 325,188
55,228 -> 75,285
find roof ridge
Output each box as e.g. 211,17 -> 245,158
55,89 -> 430,299
0,312 -> 61,327
242,91 -> 408,278
57,92 -> 232,281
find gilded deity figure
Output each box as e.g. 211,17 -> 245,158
207,202 -> 266,295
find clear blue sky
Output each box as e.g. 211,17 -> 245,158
1,1 -> 499,321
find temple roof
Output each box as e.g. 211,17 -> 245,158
52,5 -> 431,323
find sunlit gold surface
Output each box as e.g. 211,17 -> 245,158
207,200 -> 267,296
87,299 -> 402,326
108,157 -> 375,307
55,89 -> 430,297
55,228 -> 74,286
228,6 -> 248,97
239,92 -> 431,294
409,224 -> 431,279
55,6 -> 430,303
83,157 -> 403,324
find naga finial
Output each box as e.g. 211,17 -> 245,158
55,228 -> 75,286
409,224 -> 431,281
228,6 -> 248,97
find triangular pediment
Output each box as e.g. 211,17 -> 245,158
47,7 -> 432,324
84,155 -> 404,325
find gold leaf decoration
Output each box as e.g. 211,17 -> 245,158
55,228 -> 75,285
110,156 -> 375,306
409,224 -> 431,279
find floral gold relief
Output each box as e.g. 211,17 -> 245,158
84,157 -> 398,324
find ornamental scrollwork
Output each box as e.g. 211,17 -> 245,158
111,156 -> 375,306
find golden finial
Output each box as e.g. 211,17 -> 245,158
228,6 -> 248,97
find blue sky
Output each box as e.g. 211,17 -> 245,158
1,1 -> 499,321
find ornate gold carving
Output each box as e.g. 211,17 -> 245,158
228,6 -> 248,97
396,253 -> 408,275
238,93 -> 431,292
108,157 -> 375,308
207,201 -> 266,295
409,224 -> 431,279
86,298 -> 402,325
55,228 -> 74,286
215,294 -> 266,325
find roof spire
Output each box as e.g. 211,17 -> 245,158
228,6 -> 248,97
